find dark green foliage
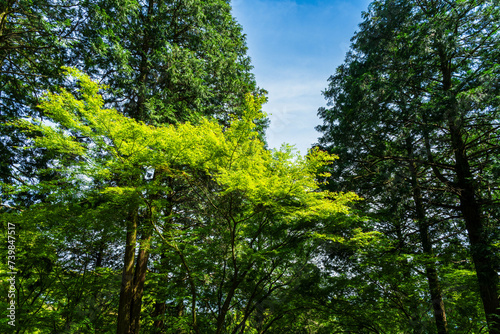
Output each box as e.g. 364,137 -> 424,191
316,0 -> 500,332
76,0 -> 265,125
0,0 -> 75,205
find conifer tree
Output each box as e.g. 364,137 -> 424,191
316,0 -> 500,332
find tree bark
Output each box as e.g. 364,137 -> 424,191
130,227 -> 153,333
117,211 -> 138,334
449,124 -> 500,334
152,301 -> 166,333
438,56 -> 500,334
407,138 -> 449,334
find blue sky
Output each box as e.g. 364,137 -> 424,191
231,0 -> 371,154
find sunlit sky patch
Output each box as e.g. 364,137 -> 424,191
232,0 -> 371,154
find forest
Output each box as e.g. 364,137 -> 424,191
0,0 -> 499,333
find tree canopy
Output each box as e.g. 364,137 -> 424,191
1,0 -> 499,333
316,0 -> 500,332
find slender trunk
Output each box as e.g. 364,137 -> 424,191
130,227 -> 153,333
407,138 -> 449,334
152,209 -> 173,333
215,279 -> 239,334
171,242 -> 200,334
152,252 -> 167,333
216,269 -> 248,334
118,0 -> 154,329
392,211 -> 420,330
117,211 -> 138,334
216,217 -> 245,334
439,55 -> 500,334
425,264 -> 448,334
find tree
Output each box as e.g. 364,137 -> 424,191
3,69 -> 358,333
67,2 -> 268,331
0,0 -> 78,206
316,0 -> 500,332
75,0 -> 263,124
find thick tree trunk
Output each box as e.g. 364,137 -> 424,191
439,57 -> 500,334
450,127 -> 500,334
117,211 -> 138,334
407,139 -> 449,334
116,217 -> 153,334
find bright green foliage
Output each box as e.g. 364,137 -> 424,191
25,68 -> 355,218
1,0 -> 265,208
1,69 -> 359,333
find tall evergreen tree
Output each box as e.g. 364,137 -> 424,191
316,0 -> 500,332
76,0 -> 262,124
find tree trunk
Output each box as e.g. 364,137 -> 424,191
450,126 -> 500,334
130,227 -> 153,333
418,222 -> 448,334
152,301 -> 166,333
439,56 -> 500,334
117,211 -> 138,334
407,138 -> 449,334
